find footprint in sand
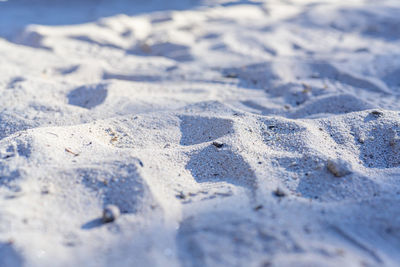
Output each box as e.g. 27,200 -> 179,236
67,84 -> 108,109
177,212 -> 299,266
186,144 -> 257,191
77,161 -> 154,215
179,116 -> 234,146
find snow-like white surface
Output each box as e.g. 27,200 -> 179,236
1,0 -> 400,266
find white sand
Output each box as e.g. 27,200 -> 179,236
1,0 -> 400,266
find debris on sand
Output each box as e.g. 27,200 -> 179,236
65,148 -> 79,157
273,187 -> 287,197
224,73 -> 238,78
212,141 -> 224,148
253,204 -> 263,211
102,205 -> 120,223
327,158 -> 352,177
370,110 -> 384,117
176,191 -> 186,200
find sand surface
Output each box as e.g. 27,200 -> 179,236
1,0 -> 400,266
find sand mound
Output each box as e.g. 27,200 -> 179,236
1,0 -> 400,266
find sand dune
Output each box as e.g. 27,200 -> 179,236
1,0 -> 400,266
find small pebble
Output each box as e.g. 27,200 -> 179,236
370,110 -> 383,117
273,187 -> 287,197
176,191 -> 186,199
41,186 -> 50,195
327,158 -> 352,177
224,73 -> 238,78
254,204 -> 263,211
102,205 -> 120,223
212,141 -> 224,148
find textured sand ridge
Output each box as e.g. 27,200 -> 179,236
1,0 -> 400,266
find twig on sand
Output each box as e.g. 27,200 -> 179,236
65,148 -> 79,157
46,132 -> 59,137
